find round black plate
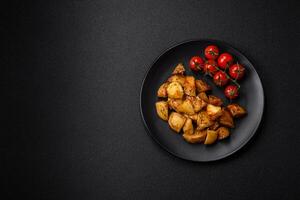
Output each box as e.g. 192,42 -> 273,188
140,39 -> 264,162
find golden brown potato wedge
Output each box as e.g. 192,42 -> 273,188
167,82 -> 184,99
177,99 -> 195,115
183,129 -> 207,144
157,82 -> 169,98
183,118 -> 194,135
227,104 -> 247,118
168,112 -> 186,133
155,101 -> 169,121
167,98 -> 183,112
206,104 -> 223,120
208,95 -> 223,106
197,111 -> 214,130
198,92 -> 209,102
210,121 -> 220,131
217,127 -> 230,140
184,114 -> 198,122
167,75 -> 186,85
184,76 -> 196,96
186,96 -> 207,112
195,79 -> 211,93
219,108 -> 234,128
172,63 -> 185,75
204,130 -> 218,145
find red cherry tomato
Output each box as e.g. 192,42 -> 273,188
224,85 -> 239,99
189,56 -> 204,71
218,53 -> 233,69
204,45 -> 219,60
204,60 -> 218,75
213,71 -> 229,86
229,63 -> 245,80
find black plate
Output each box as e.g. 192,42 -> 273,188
140,39 -> 264,162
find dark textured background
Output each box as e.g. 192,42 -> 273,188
4,0 -> 300,199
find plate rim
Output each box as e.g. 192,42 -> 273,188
139,38 -> 265,162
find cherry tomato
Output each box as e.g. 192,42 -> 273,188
217,53 -> 233,69
189,56 -> 204,71
229,63 -> 245,80
204,60 -> 218,75
224,85 -> 239,99
204,45 -> 219,60
213,71 -> 229,86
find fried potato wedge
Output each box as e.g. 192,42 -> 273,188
168,112 -> 186,133
219,108 -> 234,128
197,111 -> 214,130
227,104 -> 247,118
184,114 -> 198,122
183,118 -> 194,135
210,121 -> 220,131
167,75 -> 186,85
186,96 -> 207,112
167,82 -> 184,99
217,127 -> 230,140
155,101 -> 169,121
184,76 -> 196,96
172,63 -> 185,75
198,92 -> 209,102
167,98 -> 183,112
206,104 -> 223,120
157,82 -> 169,98
204,130 -> 218,145
195,79 -> 211,93
177,99 -> 195,115
183,129 -> 207,144
208,95 -> 223,106
167,98 -> 183,111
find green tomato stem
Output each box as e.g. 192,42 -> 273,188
206,64 -> 241,89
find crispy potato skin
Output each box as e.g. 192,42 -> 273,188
219,108 -> 234,128
210,121 -> 220,131
197,111 -> 214,130
186,96 -> 207,112
206,104 -> 223,120
167,98 -> 183,112
184,76 -> 196,96
172,63 -> 185,75
217,127 -> 230,140
183,118 -> 194,135
183,129 -> 207,143
157,82 -> 169,98
198,92 -> 209,102
168,112 -> 186,133
204,130 -> 218,145
167,75 -> 186,85
195,79 -> 211,93
177,99 -> 195,115
155,101 -> 169,121
167,82 -> 184,99
184,114 -> 198,121
227,104 -> 247,118
208,95 -> 223,106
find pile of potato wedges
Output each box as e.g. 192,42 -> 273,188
156,63 -> 247,145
